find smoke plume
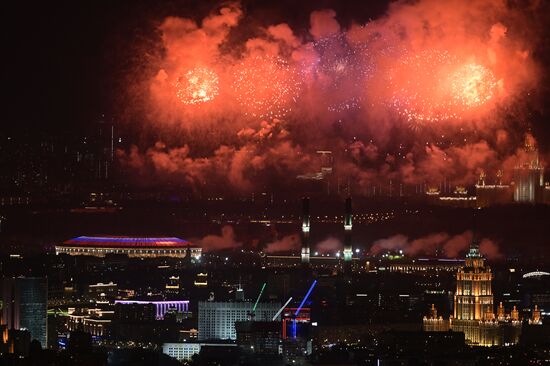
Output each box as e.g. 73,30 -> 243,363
315,236 -> 343,253
197,225 -> 242,252
116,0 -> 545,193
371,230 -> 503,260
264,234 -> 301,253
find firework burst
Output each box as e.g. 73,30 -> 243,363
174,67 -> 219,105
232,55 -> 301,119
305,32 -> 375,112
450,63 -> 497,108
387,50 -> 498,123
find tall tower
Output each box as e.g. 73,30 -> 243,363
514,134 -> 544,203
301,197 -> 310,264
451,228 -> 497,346
343,197 -> 353,263
454,236 -> 494,321
1,277 -> 48,348
426,213 -> 521,346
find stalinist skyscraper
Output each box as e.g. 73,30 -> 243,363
514,134 -> 545,203
424,226 -> 522,346
450,235 -> 499,345
453,236 -> 494,322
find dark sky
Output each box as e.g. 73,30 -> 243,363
3,0 -> 549,145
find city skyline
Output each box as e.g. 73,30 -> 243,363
2,0 -> 550,196
1,0 -> 550,365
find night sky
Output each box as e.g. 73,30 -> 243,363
3,0 -> 550,193
3,0 -> 391,134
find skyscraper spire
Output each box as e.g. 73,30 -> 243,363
467,209 -> 482,259
466,209 -> 484,267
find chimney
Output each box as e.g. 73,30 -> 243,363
301,197 -> 310,264
343,197 -> 353,263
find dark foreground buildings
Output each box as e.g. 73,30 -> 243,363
1,277 -> 47,349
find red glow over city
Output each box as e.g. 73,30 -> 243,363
116,0 -> 542,194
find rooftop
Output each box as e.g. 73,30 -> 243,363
61,236 -> 195,248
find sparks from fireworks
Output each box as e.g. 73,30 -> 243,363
232,55 -> 301,119
304,32 -> 376,113
387,50 -> 498,123
450,63 -> 497,108
174,67 -> 219,105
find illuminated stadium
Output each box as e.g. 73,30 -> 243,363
55,236 -> 201,259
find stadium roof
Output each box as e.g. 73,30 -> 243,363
523,271 -> 550,279
62,236 -> 194,248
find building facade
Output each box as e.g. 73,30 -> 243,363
162,342 -> 237,361
67,307 -> 113,337
514,135 -> 545,203
423,239 -> 522,346
1,277 -> 48,347
198,301 -> 281,340
114,300 -> 189,320
56,236 -> 202,259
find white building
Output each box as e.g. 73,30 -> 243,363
198,301 -> 281,340
162,342 -> 237,361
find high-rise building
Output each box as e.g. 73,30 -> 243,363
235,321 -> 281,356
301,198 -> 310,264
424,234 -> 522,346
514,134 -> 545,203
1,277 -> 47,347
343,197 -> 353,264
198,301 -> 281,341
453,239 -> 494,322
95,117 -> 115,181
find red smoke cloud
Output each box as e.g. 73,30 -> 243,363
309,9 -> 340,40
117,119 -> 313,192
117,0 -> 544,193
264,234 -> 301,253
197,225 -> 241,252
369,234 -> 408,255
479,238 -> 504,260
443,231 -> 473,258
315,237 -> 342,253
371,230 -> 503,260
408,233 -> 450,256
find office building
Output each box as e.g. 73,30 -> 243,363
1,277 -> 47,347
162,342 -> 237,362
235,321 -> 281,355
114,300 -> 189,320
198,301 -> 281,340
